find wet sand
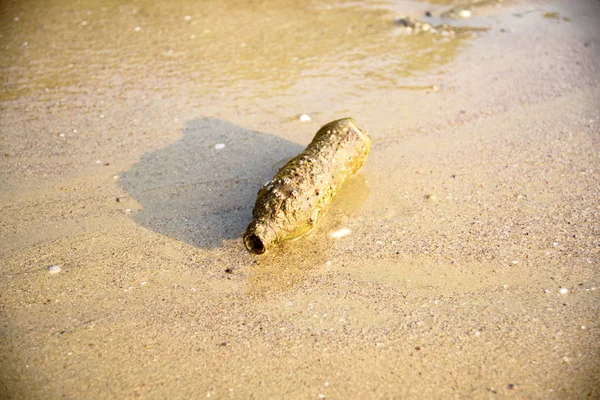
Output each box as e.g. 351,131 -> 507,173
1,0 -> 599,398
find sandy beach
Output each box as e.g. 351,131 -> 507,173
1,0 -> 599,398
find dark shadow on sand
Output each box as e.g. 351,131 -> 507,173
119,118 -> 304,249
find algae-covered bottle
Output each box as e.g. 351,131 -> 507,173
244,117 -> 371,254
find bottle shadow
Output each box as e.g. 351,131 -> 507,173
119,118 -> 306,249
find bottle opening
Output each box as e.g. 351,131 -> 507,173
244,234 -> 265,255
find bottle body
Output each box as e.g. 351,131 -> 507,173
244,118 -> 371,254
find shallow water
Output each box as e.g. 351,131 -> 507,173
0,0 -> 482,103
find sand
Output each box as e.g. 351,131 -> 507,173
1,0 -> 599,398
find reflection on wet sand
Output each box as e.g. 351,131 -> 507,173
247,173 -> 369,298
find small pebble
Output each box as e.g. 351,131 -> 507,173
95,160 -> 102,164
184,15 -> 192,21
134,26 -> 141,31
47,265 -> 61,274
559,288 -> 568,294
59,133 -> 65,137
475,331 -> 481,336
214,143 -> 225,150
458,9 -> 472,18
329,228 -> 351,238
81,21 -> 88,26
299,114 -> 312,122
125,208 -> 132,214
14,17 -> 19,22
